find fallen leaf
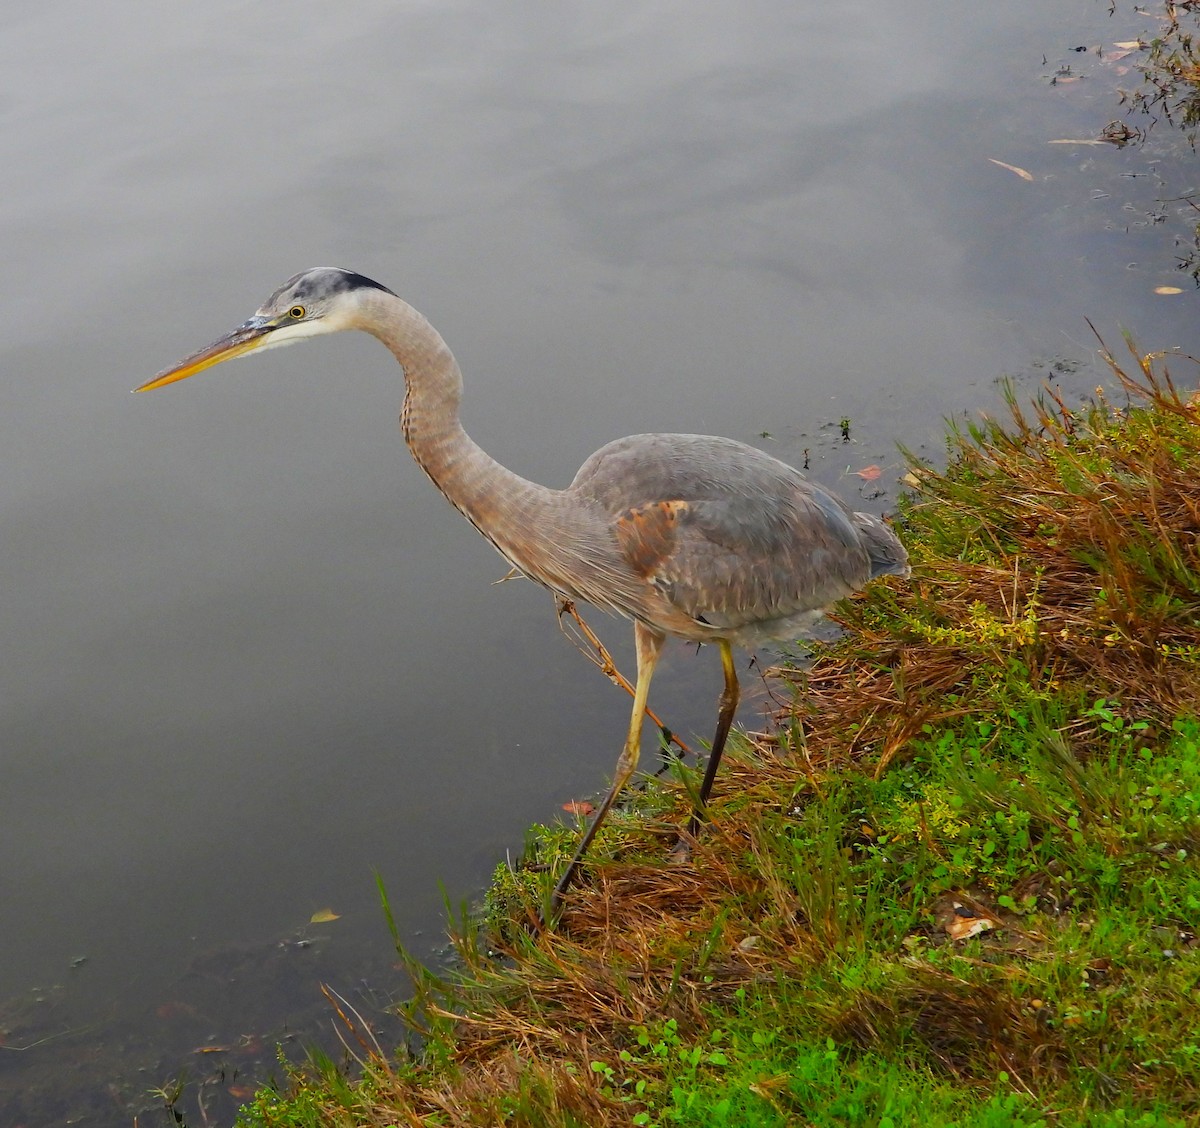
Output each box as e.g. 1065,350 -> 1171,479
1047,138 -> 1107,145
855,464 -> 882,481
1054,75 -> 1082,84
562,800 -> 596,817
946,912 -> 995,941
1154,286 -> 1183,295
1107,49 -> 1132,61
309,908 -> 341,923
988,158 -> 1033,181
942,900 -> 1003,942
193,1044 -> 232,1054
1113,39 -> 1143,49
227,1086 -> 256,1100
900,471 -> 924,490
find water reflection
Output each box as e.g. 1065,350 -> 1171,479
0,0 -> 1196,1121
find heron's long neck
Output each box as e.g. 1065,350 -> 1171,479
357,291 -> 565,573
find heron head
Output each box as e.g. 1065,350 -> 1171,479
135,267 -> 396,391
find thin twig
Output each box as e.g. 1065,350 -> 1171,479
321,983 -> 385,1062
556,599 -> 691,755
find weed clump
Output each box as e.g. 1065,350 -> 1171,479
238,341 -> 1200,1127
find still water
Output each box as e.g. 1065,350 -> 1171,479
1,0 -> 1195,1121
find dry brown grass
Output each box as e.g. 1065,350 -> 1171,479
785,339 -> 1200,780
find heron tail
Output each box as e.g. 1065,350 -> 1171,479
852,512 -> 910,579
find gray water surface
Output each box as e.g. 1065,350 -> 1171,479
1,1 -> 1195,1121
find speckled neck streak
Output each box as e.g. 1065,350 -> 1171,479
353,288 -> 572,586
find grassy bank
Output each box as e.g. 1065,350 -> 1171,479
237,339 -> 1200,1127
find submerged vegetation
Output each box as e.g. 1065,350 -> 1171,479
231,338 -> 1200,1127
1125,0 -> 1200,145
1110,0 -> 1200,280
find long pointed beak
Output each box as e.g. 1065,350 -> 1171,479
134,317 -> 276,392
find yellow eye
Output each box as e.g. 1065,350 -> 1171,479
289,305 -> 305,319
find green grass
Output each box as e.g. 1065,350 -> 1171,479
631,712 -> 1200,1127
233,345 -> 1200,1127
591,1008 -> 1183,1128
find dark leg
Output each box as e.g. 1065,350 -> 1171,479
684,639 -> 739,840
550,622 -> 665,916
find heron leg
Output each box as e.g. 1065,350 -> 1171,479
557,599 -> 689,759
551,622 -> 665,913
684,639 -> 739,840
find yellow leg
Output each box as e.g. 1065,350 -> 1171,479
557,599 -> 691,756
551,621 -> 665,913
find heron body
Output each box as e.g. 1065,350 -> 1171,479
139,267 -> 908,912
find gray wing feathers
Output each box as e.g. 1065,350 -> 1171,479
570,434 -> 906,639
656,489 -> 869,630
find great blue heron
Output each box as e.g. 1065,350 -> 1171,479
137,267 -> 909,912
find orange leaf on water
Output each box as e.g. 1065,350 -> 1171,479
309,908 -> 341,923
562,800 -> 596,817
855,465 -> 882,481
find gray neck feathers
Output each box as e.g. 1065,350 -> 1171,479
356,290 -> 597,592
